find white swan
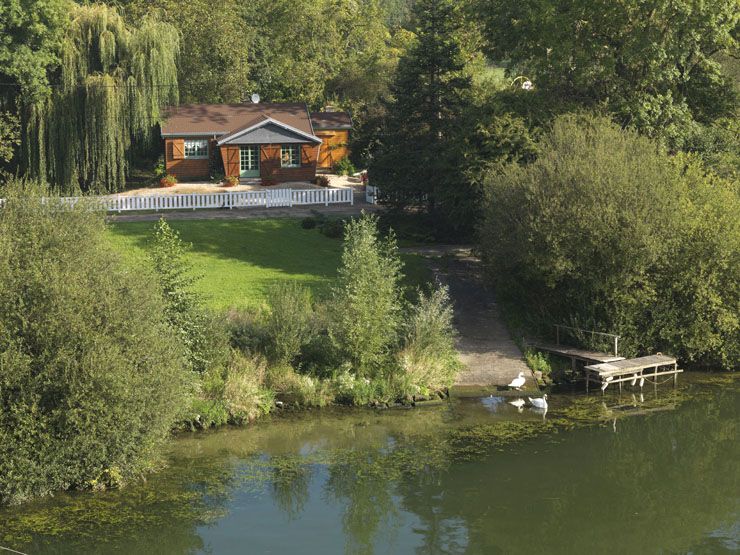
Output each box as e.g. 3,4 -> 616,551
509,398 -> 525,412
528,394 -> 548,409
507,372 -> 526,390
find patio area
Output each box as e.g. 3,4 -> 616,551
121,174 -> 361,196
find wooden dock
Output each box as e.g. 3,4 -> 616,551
527,341 -> 625,368
584,355 -> 682,393
526,325 -> 624,372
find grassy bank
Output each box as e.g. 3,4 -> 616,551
107,218 -> 432,310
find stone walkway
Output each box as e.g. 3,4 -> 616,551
402,247 -> 537,390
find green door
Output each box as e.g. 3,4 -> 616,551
239,145 -> 260,178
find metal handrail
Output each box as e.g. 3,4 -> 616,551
555,324 -> 620,356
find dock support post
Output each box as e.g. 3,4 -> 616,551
585,370 -> 590,394
673,363 -> 678,387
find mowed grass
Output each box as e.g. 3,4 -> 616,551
107,218 -> 432,311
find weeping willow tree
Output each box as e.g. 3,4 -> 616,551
21,4 -> 179,193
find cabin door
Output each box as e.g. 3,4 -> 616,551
239,145 -> 260,178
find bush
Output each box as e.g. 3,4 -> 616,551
153,158 -> 166,179
396,286 -> 460,395
266,364 -> 334,407
210,171 -> 225,184
0,182 -> 190,504
329,214 -> 404,378
160,174 -> 177,187
223,175 -> 239,187
524,349 -> 552,377
263,283 -> 316,365
320,218 -> 345,238
313,175 -> 330,187
333,158 -> 357,176
301,217 -> 317,229
226,308 -> 267,356
479,114 -> 740,369
223,353 -> 274,423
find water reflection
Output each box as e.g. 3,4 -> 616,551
0,375 -> 737,554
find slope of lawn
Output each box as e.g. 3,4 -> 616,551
107,218 -> 431,310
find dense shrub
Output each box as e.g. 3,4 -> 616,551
333,158 -> 356,176
0,183 -> 190,504
263,283 -> 316,365
301,216 -> 317,229
313,175 -> 330,187
397,287 -> 460,395
223,353 -> 274,423
320,218 -> 345,238
479,115 -> 740,369
329,214 -> 404,378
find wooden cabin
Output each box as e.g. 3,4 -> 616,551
160,103 -> 351,184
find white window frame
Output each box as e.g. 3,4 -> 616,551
184,139 -> 209,159
280,144 -> 301,168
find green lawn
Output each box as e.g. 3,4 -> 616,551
107,218 -> 431,310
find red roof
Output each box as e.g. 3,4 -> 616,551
160,103 -> 314,136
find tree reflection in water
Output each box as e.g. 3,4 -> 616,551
0,375 -> 736,554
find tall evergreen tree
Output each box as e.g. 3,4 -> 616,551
370,0 -> 473,234
21,3 -> 179,193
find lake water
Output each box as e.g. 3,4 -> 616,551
1,373 -> 737,554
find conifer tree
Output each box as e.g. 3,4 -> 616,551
370,0 -> 473,233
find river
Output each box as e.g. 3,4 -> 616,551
1,373 -> 737,554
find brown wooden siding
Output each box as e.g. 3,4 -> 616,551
164,137 -> 213,181
258,143 -> 318,183
316,130 -> 349,169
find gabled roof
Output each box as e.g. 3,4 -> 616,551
217,117 -> 322,146
310,111 -> 352,130
160,103 -> 316,138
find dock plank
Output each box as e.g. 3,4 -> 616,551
528,342 -> 625,363
585,355 -> 677,375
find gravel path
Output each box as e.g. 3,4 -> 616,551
405,247 -> 537,390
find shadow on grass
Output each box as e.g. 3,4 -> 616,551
107,218 -> 432,310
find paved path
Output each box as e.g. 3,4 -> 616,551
108,193 -> 379,223
404,246 -> 537,390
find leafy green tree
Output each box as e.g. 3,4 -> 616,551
330,214 -> 404,378
0,0 -> 69,101
479,0 -> 739,150
0,112 -> 20,169
241,0 -> 398,109
369,0 -> 474,235
0,0 -> 70,170
479,114 -> 740,369
120,0 -> 252,103
149,218 -> 228,376
0,181 -> 189,504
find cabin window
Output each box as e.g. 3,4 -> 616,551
281,144 -> 300,168
184,139 -> 209,159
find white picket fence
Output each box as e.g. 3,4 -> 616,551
1,187 -> 354,213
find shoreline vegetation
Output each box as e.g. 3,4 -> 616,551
0,181 -> 459,505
